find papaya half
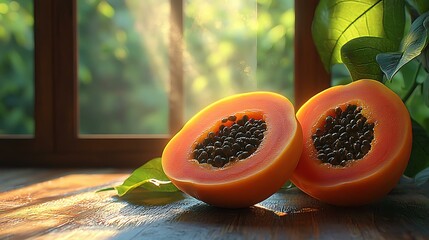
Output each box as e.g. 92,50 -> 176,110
162,92 -> 302,208
291,79 -> 412,206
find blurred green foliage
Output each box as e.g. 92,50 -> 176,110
1,0 -> 294,135
183,0 -> 294,120
257,0 -> 294,97
78,0 -> 170,134
0,0 -> 34,134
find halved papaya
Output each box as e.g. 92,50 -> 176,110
162,92 -> 302,208
291,79 -> 412,206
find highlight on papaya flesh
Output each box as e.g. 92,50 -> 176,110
291,79 -> 412,206
162,92 -> 302,208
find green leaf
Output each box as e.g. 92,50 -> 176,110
341,37 -> 396,81
404,120 -> 429,177
312,0 -> 403,71
383,0 -> 405,47
376,12 -> 429,80
376,52 -> 406,80
414,166 -> 429,186
281,181 -> 295,189
424,75 -> 429,107
418,19 -> 429,73
407,0 -> 429,14
340,0 -> 405,81
98,158 -> 179,196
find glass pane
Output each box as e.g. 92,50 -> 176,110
0,1 -> 34,135
79,0 -> 294,134
78,0 -> 169,134
183,0 -> 294,120
256,0 -> 294,100
183,1 -> 257,120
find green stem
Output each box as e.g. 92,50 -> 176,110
403,64 -> 422,103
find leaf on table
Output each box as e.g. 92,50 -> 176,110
312,0 -> 404,71
404,119 -> 429,177
97,157 -> 179,196
341,37 -> 396,81
281,181 -> 295,189
376,12 -> 429,80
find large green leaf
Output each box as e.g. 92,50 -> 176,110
340,0 -> 404,82
404,120 -> 429,177
98,158 -> 179,196
313,0 -> 385,70
383,0 -> 406,47
376,12 -> 429,80
341,37 -> 396,81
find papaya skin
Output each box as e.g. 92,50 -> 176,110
291,79 -> 412,206
162,92 -> 302,208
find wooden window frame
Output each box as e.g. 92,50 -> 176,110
0,0 -> 329,168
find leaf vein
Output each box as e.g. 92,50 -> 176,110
329,0 -> 383,66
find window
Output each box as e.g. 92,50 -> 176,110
0,1 -> 34,136
78,0 -> 171,135
0,0 -> 329,167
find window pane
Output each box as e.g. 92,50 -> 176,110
256,0 -> 294,100
78,0 -> 169,134
183,1 -> 257,120
0,1 -> 34,135
78,0 -> 294,134
183,0 -> 294,120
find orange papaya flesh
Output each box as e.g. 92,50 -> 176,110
162,92 -> 302,208
291,79 -> 412,206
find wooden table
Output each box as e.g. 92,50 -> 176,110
1,168 -> 428,239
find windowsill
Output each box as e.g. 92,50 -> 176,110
1,168 -> 428,239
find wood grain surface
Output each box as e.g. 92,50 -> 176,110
1,169 -> 428,240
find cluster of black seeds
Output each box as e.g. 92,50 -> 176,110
312,104 -> 375,166
192,115 -> 267,168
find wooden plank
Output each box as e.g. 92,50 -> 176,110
0,169 -> 69,192
0,169 -> 428,239
34,0 -> 55,152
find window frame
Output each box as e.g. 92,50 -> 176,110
0,0 -> 54,156
0,0 -> 329,168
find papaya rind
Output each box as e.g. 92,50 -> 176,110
291,79 -> 412,206
162,92 -> 302,208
